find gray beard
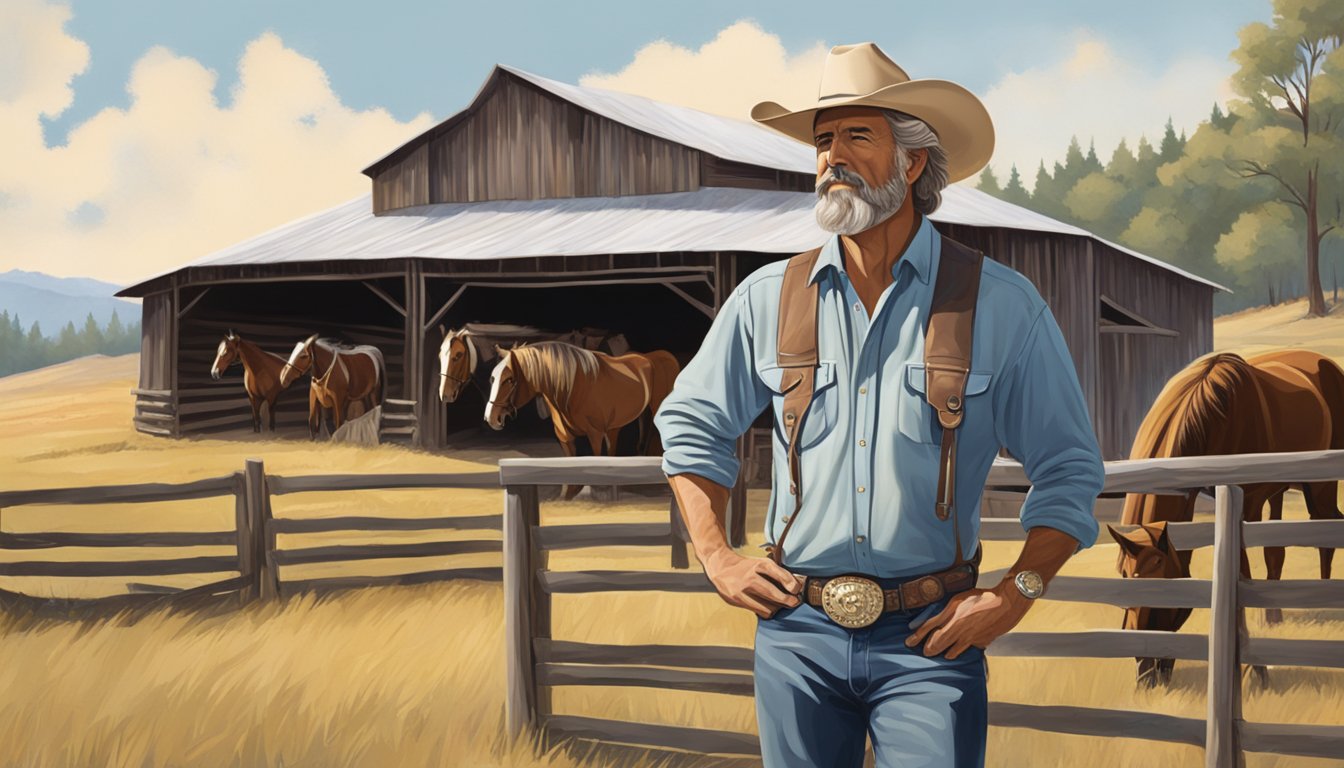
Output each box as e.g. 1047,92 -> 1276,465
814,166 -> 908,235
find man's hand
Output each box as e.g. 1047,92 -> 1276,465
704,549 -> 804,619
905,581 -> 1033,660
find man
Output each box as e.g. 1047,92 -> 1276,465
653,43 -> 1105,767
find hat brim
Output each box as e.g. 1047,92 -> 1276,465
751,79 -> 994,183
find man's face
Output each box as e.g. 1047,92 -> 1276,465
812,107 -> 917,235
814,107 -> 899,192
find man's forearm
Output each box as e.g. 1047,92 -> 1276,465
667,472 -> 734,568
1004,526 -> 1080,586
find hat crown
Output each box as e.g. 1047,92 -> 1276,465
818,43 -> 911,101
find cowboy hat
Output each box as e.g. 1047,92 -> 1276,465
751,43 -> 994,183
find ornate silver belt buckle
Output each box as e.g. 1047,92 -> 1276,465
820,575 -> 885,628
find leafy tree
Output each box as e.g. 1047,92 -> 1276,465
1225,0 -> 1344,316
1066,172 -> 1128,233
1215,202 -> 1304,304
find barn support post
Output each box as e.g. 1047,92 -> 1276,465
504,483 -> 541,738
169,279 -> 181,438
404,262 -> 426,448
1206,483 -> 1245,768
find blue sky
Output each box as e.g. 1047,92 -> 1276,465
49,0 -> 1271,145
2,0 -> 1275,282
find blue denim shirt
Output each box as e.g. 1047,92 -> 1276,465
654,215 -> 1104,578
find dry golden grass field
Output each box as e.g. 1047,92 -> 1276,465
0,298 -> 1341,767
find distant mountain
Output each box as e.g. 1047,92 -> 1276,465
0,270 -> 139,337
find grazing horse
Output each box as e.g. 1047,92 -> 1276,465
209,331 -> 292,432
483,341 -> 679,500
280,334 -> 386,439
1114,349 -> 1344,687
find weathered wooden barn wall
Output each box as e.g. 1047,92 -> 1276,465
372,74 -> 700,211
138,291 -> 174,391
1096,253 -> 1213,460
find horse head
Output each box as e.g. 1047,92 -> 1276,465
439,328 -> 476,403
211,334 -> 240,380
1109,520 -> 1190,630
280,333 -> 320,387
484,350 -> 534,431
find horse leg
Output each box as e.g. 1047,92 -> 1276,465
558,438 -> 581,501
1264,492 -> 1286,624
604,428 -> 623,502
308,388 -> 321,440
249,394 -> 262,433
586,432 -> 609,502
267,397 -> 277,432
1303,480 -> 1341,579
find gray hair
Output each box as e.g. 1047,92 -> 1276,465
882,110 -> 949,215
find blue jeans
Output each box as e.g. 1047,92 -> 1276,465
754,596 -> 988,768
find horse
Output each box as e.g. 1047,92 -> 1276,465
280,334 -> 386,440
483,341 -> 679,500
1112,349 -> 1344,687
209,331 -> 292,432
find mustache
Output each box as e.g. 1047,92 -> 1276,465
816,165 -> 870,196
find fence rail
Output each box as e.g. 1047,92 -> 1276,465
502,450 -> 1344,768
0,460 -> 504,606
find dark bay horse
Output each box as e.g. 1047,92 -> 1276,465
1113,349 -> 1344,686
484,341 -> 679,499
209,331 -> 292,432
280,335 -> 386,439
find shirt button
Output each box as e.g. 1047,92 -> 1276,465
859,386 -> 867,395
856,535 -> 865,543
857,486 -> 865,493
853,302 -> 861,312
858,439 -> 866,447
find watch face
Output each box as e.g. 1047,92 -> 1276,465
1015,570 -> 1045,599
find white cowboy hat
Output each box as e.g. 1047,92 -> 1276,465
750,42 -> 995,183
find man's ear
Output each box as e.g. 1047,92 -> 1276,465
905,147 -> 929,185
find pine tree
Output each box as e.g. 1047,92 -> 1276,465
1158,117 -> 1183,165
81,313 -> 103,356
1084,139 -> 1104,175
977,166 -> 1002,195
1001,164 -> 1032,207
106,310 -> 125,346
1107,138 -> 1139,181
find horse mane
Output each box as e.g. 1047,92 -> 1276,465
1130,352 -> 1259,459
508,342 -> 600,409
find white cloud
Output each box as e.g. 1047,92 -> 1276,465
0,2 -> 435,285
579,20 -> 827,124
981,34 -> 1237,189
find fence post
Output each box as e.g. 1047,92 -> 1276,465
504,483 -> 540,739
260,482 -> 279,602
236,459 -> 273,604
1207,483 -> 1245,768
669,495 -> 690,569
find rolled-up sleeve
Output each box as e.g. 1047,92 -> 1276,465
655,285 -> 773,489
992,305 -> 1105,550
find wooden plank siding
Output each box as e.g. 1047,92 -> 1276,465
1096,253 -> 1214,460
374,73 -> 701,212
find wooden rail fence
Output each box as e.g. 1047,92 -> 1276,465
502,450 -> 1344,767
0,460 -> 505,606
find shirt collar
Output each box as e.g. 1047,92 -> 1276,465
808,214 -> 937,287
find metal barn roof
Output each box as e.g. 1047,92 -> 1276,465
119,184 -> 1226,295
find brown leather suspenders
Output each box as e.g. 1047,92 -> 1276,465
763,235 -> 985,568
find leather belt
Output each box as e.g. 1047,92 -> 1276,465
803,562 -> 979,629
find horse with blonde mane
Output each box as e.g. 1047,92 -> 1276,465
1109,349 -> 1344,687
484,340 -> 680,499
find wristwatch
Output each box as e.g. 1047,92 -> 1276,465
1012,570 -> 1046,600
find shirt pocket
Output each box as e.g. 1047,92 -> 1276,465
898,362 -> 993,445
757,360 -> 840,450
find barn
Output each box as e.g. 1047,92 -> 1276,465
117,63 -> 1226,472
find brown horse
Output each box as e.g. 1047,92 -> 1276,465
1113,349 -> 1344,686
483,341 -> 679,499
209,331 -> 292,432
280,334 -> 386,439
